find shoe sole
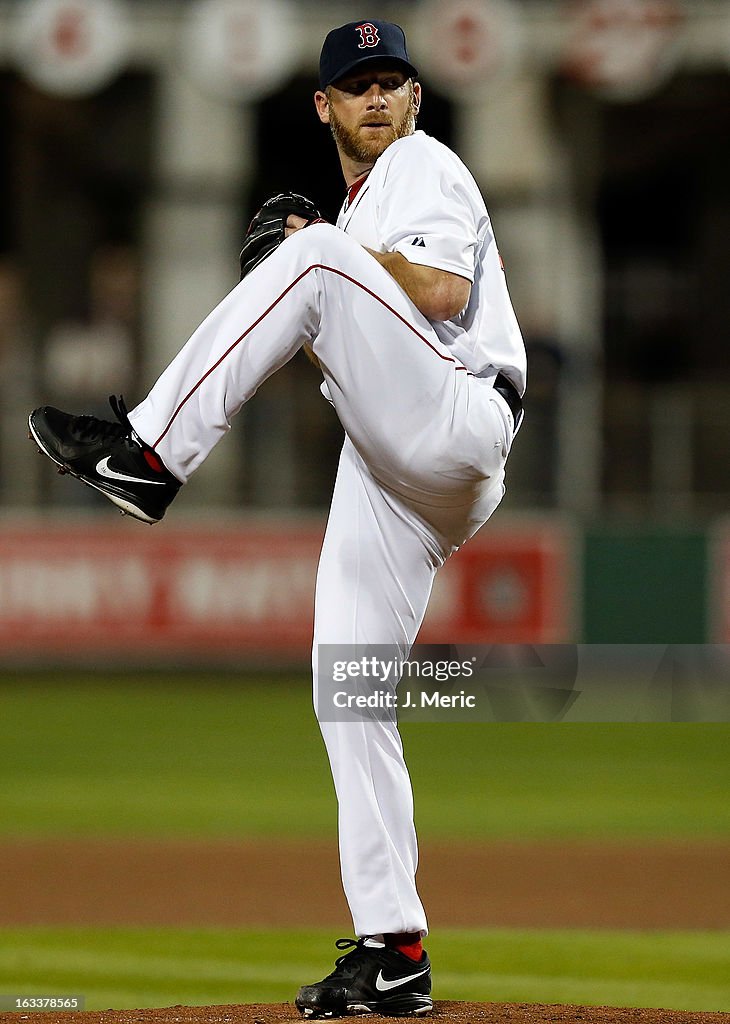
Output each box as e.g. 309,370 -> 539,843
296,995 -> 433,1018
28,414 -> 160,525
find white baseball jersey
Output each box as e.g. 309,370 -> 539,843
337,130 -> 526,393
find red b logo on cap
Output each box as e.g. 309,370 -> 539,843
356,23 -> 380,49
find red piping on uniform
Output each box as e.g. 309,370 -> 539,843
153,264 -> 468,449
345,173 -> 370,210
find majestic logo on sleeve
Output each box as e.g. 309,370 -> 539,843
356,23 -> 380,48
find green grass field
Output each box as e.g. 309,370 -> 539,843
0,928 -> 728,1013
1,674 -> 729,1013
1,674 -> 729,840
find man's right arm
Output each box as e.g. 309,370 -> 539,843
365,249 -> 471,322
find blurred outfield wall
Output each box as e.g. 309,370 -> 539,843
1,514 -> 729,665
1,2 -> 730,520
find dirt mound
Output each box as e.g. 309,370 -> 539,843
2,1003 -> 729,1024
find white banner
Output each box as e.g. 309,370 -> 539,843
181,0 -> 298,103
11,0 -> 131,98
416,0 -> 523,93
561,0 -> 685,101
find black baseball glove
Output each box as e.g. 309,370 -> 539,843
239,192 -> 323,281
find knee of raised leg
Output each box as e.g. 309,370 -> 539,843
287,221 -> 355,265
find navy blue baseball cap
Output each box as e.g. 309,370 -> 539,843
319,20 -> 418,90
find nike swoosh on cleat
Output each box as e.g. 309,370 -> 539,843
374,967 -> 430,992
96,456 -> 167,486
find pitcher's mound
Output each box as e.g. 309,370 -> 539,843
2,1002 -> 729,1024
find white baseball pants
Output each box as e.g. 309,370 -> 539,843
129,224 -> 515,937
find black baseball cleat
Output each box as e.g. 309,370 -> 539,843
295,937 -> 433,1018
28,395 -> 181,524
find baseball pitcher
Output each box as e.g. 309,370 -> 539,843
30,19 -> 526,1018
